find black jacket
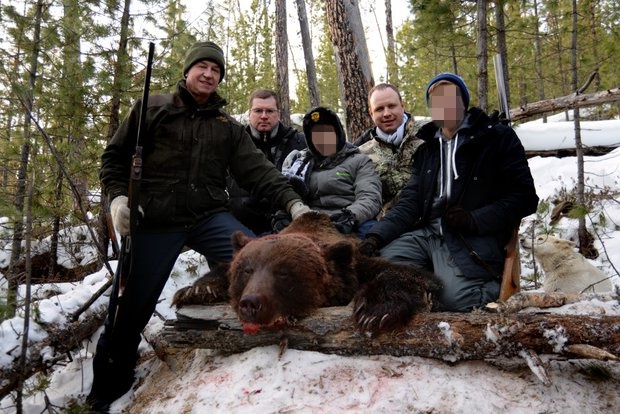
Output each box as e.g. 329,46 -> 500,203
227,123 -> 306,233
100,81 -> 300,232
367,107 -> 539,277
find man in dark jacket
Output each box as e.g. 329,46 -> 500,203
228,89 -> 307,234
87,42 -> 310,411
358,73 -> 538,313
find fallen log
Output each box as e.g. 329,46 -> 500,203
151,295 -> 620,363
0,309 -> 107,400
510,87 -> 620,122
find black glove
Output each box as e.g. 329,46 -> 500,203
358,235 -> 381,257
444,207 -> 477,233
330,208 -> 358,234
271,211 -> 291,233
288,176 -> 308,199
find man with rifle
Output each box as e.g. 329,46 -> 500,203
357,73 -> 538,318
87,41 -> 311,411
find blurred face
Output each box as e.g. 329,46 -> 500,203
312,124 -> 338,157
185,60 -> 221,104
428,82 -> 465,137
369,88 -> 405,134
249,97 -> 281,132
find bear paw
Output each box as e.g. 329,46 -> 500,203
171,264 -> 230,307
352,267 -> 438,335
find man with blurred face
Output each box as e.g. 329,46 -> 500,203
427,80 -> 466,138
311,124 -> 338,156
227,89 -> 307,235
278,106 -> 382,238
355,83 -> 425,217
358,72 -> 538,315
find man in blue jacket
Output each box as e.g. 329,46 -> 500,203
359,73 -> 538,312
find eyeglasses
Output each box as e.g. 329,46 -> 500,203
250,108 -> 279,115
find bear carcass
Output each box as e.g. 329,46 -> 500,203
173,212 -> 440,335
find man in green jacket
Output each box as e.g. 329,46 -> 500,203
87,41 -> 310,412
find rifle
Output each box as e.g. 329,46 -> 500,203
108,42 -> 155,330
493,53 -> 521,301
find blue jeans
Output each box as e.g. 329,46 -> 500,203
356,219 -> 378,239
380,227 -> 499,312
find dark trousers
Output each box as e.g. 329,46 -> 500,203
90,212 -> 254,402
380,227 -> 499,312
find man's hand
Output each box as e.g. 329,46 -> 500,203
330,209 -> 358,234
444,206 -> 476,233
287,199 -> 311,220
358,235 -> 381,257
110,196 -> 131,236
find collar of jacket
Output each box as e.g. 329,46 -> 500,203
246,121 -> 290,147
371,111 -> 414,141
416,107 -> 492,144
176,80 -> 227,112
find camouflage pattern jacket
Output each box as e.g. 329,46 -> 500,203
355,114 -> 425,217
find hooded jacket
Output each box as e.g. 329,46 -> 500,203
100,80 -> 300,232
282,143 -> 382,224
366,107 -> 539,277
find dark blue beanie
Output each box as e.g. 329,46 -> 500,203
425,72 -> 470,109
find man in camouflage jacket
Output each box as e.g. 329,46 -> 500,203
354,83 -> 425,217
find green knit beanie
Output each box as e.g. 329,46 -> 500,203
183,41 -> 226,82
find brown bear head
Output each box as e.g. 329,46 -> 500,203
228,231 -> 355,334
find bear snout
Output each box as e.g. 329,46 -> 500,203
238,293 -> 272,323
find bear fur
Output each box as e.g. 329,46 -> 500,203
520,234 -> 613,294
173,212 -> 440,335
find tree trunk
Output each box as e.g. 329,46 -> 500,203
570,0 -> 590,259
15,166 -> 36,412
7,0 -> 44,317
324,0 -> 373,140
532,0 -> 546,122
476,0 -> 488,111
275,0 -> 291,127
295,0 -> 320,108
98,0 -> 132,265
384,0 -> 399,85
153,298 -> 620,362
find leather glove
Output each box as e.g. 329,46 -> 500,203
444,206 -> 477,233
287,199 -> 311,220
271,211 -> 291,233
358,235 -> 381,257
330,208 -> 358,234
110,196 -> 131,236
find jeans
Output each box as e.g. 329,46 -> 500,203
380,227 -> 499,311
89,212 -> 254,403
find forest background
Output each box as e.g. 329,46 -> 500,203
1,0 -> 619,343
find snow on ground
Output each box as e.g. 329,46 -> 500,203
1,117 -> 619,413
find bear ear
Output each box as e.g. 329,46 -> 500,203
231,231 -> 254,252
323,241 -> 355,265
